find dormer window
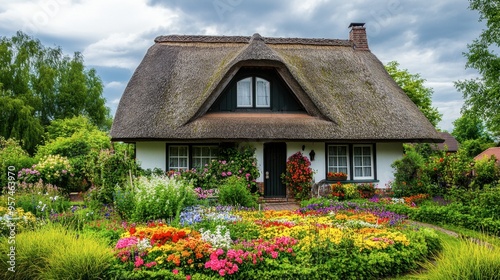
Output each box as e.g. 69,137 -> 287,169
236,77 -> 270,108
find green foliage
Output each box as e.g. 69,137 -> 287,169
452,112 -> 494,143
5,181 -> 71,218
385,61 -> 442,127
130,175 -> 198,221
471,156 -> 500,188
0,93 -> 43,154
281,151 -> 314,200
0,32 -> 111,152
43,115 -> 99,141
0,224 -> 114,280
418,238 -> 500,280
36,116 -> 112,192
460,138 -> 495,158
455,0 -> 500,136
391,145 -> 430,197
113,183 -> 136,220
0,137 -> 35,188
86,145 -> 138,203
218,176 -> 258,208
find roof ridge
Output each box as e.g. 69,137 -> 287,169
154,34 -> 352,46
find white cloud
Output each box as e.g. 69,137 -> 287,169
105,81 -> 125,89
83,33 -> 150,69
0,0 -> 179,41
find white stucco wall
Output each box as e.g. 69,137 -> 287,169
134,141 -> 403,188
376,142 -> 404,188
135,142 -> 166,171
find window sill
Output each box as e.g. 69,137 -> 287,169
324,179 -> 379,184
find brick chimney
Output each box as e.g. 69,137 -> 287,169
349,23 -> 369,51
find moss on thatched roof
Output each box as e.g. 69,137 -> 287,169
111,33 -> 442,143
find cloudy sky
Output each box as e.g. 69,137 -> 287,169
0,0 -> 486,131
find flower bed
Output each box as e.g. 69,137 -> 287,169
109,203 -> 441,279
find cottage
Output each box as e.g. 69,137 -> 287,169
111,23 -> 442,198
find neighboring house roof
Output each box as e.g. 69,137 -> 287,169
474,147 -> 500,163
435,132 -> 460,152
111,25 -> 442,143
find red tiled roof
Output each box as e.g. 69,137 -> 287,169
474,147 -> 500,163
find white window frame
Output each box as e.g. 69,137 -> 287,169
327,145 -> 350,176
255,77 -> 270,108
353,145 -> 374,180
236,77 -> 253,108
192,146 -> 218,168
168,145 -> 189,172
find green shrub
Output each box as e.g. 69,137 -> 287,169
218,176 -> 258,208
391,145 -> 430,197
471,156 -> 500,189
0,224 -> 113,280
85,144 -> 139,203
0,137 -> 36,189
113,183 -> 136,220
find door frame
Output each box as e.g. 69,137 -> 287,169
263,142 -> 287,197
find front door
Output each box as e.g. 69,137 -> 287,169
264,142 -> 287,197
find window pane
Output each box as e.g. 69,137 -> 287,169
256,78 -> 270,107
237,78 -> 252,107
355,167 -> 362,176
193,147 -> 201,157
353,145 -> 373,179
363,156 -> 371,166
327,145 -> 349,176
192,146 -> 218,169
169,145 -> 189,171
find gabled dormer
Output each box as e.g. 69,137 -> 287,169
209,67 -> 305,112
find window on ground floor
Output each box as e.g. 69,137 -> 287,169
326,144 -> 374,180
167,145 -> 219,171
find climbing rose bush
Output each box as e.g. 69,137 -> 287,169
281,152 -> 314,200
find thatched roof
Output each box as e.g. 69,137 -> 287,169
434,132 -> 460,152
111,33 -> 443,143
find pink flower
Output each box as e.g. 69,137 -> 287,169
173,269 -> 179,275
219,269 -> 226,277
227,171 -> 232,176
186,276 -> 192,280
221,172 -> 227,177
134,256 -> 144,268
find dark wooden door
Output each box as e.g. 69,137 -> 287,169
264,142 -> 287,197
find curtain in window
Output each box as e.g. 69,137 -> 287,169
237,78 -> 252,107
256,78 -> 270,107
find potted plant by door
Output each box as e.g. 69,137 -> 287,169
327,172 -> 348,181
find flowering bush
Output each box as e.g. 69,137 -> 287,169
17,155 -> 74,190
131,175 -> 198,221
281,152 -> 314,200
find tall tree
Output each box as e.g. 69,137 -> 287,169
0,31 -> 111,152
452,111 -> 493,143
385,61 -> 442,127
455,0 -> 500,137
